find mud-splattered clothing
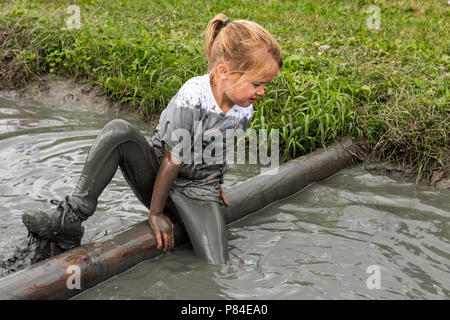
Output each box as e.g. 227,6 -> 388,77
151,74 -> 253,203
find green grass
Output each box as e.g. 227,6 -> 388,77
0,0 -> 449,182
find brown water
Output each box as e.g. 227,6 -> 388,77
0,93 -> 449,299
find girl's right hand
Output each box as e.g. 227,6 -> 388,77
148,212 -> 175,253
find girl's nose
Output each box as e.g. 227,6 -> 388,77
257,86 -> 264,96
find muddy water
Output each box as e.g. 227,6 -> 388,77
1,93 -> 449,299
0,92 -> 153,276
0,92 -> 260,277
72,167 -> 450,300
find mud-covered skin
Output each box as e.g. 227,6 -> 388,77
169,188 -> 228,264
148,148 -> 181,253
24,119 -> 228,264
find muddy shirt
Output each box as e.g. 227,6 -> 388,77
150,74 -> 253,203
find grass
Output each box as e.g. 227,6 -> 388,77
0,0 -> 448,182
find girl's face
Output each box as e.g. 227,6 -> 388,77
216,59 -> 280,109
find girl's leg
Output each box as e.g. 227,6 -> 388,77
70,119 -> 160,219
168,188 -> 228,265
23,119 -> 160,249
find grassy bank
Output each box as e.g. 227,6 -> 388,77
1,0 -> 448,182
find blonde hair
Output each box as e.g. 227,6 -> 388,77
205,14 -> 282,84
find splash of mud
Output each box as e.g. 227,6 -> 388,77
0,235 -> 64,278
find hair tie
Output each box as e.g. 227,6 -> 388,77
222,19 -> 231,27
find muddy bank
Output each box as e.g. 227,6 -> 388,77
4,74 -> 110,114
363,161 -> 450,190
3,73 -> 156,124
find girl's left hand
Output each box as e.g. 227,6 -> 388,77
148,212 -> 175,252
220,185 -> 229,206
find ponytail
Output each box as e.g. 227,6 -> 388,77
204,13 -> 229,61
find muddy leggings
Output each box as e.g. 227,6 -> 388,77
69,119 -> 228,265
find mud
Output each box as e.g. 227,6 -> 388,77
74,166 -> 450,300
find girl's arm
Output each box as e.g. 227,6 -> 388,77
148,147 -> 181,253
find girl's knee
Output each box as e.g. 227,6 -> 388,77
102,119 -> 137,139
104,118 -> 132,132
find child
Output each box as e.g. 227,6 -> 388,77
22,14 -> 282,265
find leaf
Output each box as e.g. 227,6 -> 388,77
360,85 -> 371,92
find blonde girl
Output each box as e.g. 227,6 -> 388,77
23,14 -> 282,265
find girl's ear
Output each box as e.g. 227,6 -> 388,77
216,60 -> 229,79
